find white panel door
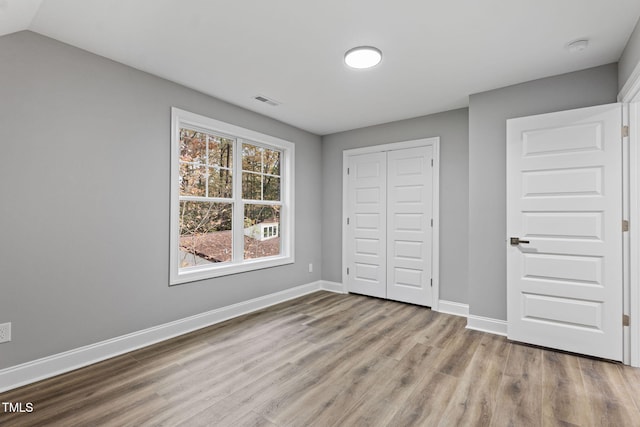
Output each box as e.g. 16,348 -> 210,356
346,152 -> 387,298
506,103 -> 623,361
387,146 -> 434,306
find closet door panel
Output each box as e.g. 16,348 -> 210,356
386,146 -> 433,306
345,152 -> 387,298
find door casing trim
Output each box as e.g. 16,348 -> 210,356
619,64 -> 640,366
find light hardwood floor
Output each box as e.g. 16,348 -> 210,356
1,291 -> 640,426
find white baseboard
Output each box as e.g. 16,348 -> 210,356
466,314 -> 508,337
438,300 -> 469,317
0,281 -> 324,393
320,280 -> 346,293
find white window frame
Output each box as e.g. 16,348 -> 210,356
170,107 -> 295,285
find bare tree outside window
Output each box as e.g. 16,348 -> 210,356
178,130 -> 282,267
178,129 -> 234,267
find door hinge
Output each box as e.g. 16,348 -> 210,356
430,218 -> 433,227
431,158 -> 434,167
430,278 -> 433,287
347,167 -> 350,175
624,314 -> 630,327
623,220 -> 630,232
623,125 -> 629,138
347,267 -> 350,275
347,217 -> 350,225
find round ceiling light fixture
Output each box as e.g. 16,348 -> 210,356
568,39 -> 589,53
344,46 -> 382,69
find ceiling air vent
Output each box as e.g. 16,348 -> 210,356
254,95 -> 280,107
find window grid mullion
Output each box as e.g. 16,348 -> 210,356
261,149 -> 264,201
205,134 -> 210,197
242,170 -> 279,178
232,138 -> 245,263
241,199 -> 281,206
179,195 -> 233,203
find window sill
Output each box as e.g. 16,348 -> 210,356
170,255 -> 295,286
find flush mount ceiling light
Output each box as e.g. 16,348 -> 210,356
344,46 -> 382,69
568,39 -> 589,53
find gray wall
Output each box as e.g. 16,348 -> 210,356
0,31 -> 322,369
321,108 -> 469,304
468,63 -> 618,320
620,17 -> 640,91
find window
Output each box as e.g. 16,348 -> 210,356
170,108 -> 294,285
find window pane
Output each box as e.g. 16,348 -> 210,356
208,136 -> 234,169
263,176 -> 280,201
180,163 -> 206,196
242,143 -> 281,201
263,148 -> 280,176
242,172 -> 262,200
242,144 -> 262,173
179,201 -> 233,267
243,204 -> 280,260
180,129 -> 207,164
208,167 -> 233,198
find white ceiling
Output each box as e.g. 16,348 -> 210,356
1,0 -> 640,135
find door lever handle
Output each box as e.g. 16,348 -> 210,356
510,237 -> 530,245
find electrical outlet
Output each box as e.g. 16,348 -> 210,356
0,323 -> 11,343
308,263 -> 313,273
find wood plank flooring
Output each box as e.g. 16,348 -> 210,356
1,291 -> 639,426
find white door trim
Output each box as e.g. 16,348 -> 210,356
629,102 -> 639,367
618,60 -> 640,103
619,67 -> 640,367
342,137 -> 440,310
623,103 -> 631,366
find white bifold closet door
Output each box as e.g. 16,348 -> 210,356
346,145 -> 434,307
